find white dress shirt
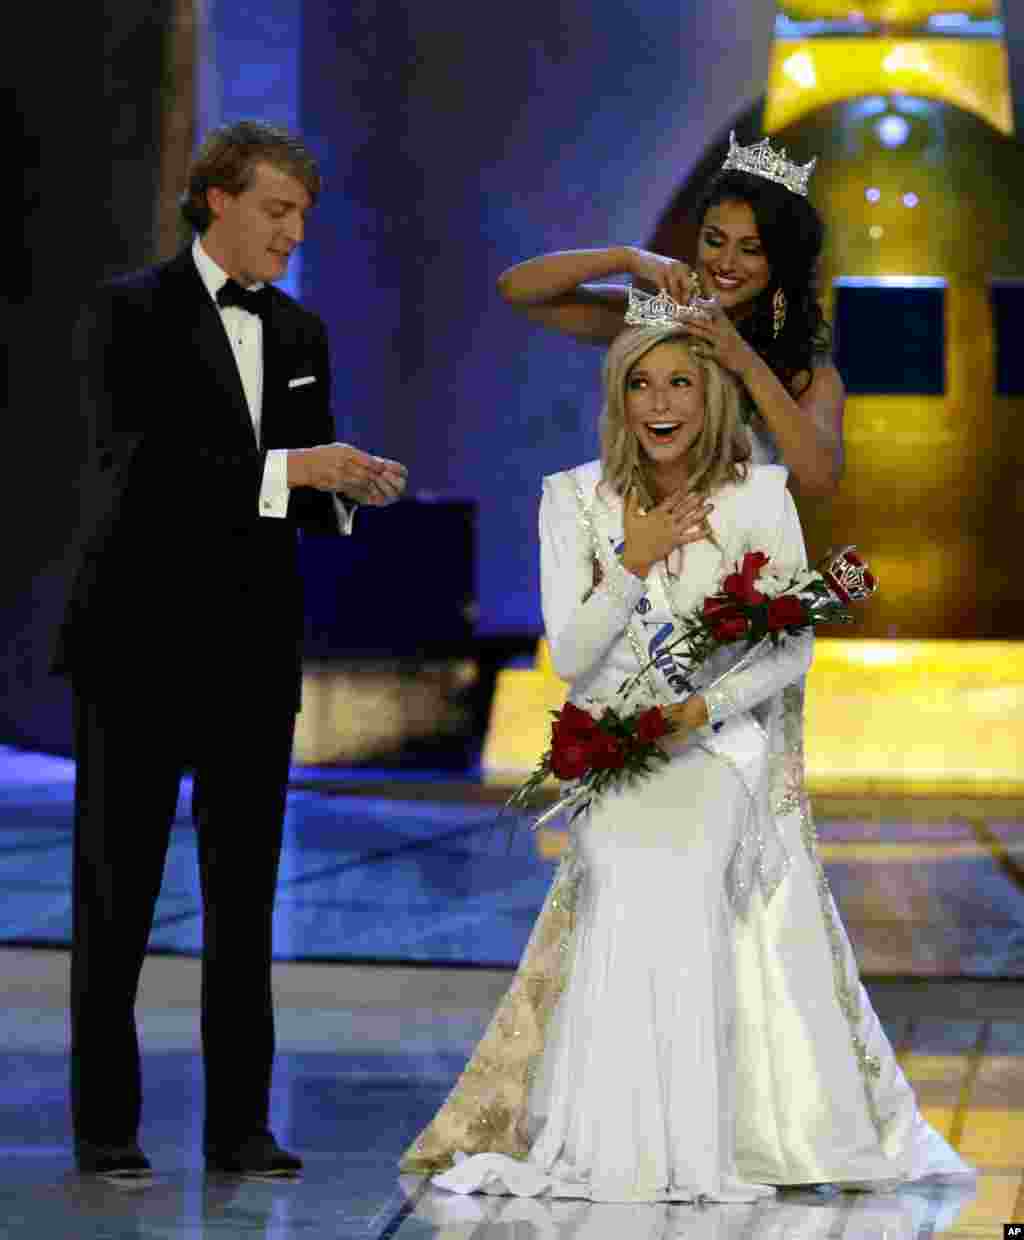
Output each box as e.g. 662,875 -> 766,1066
192,239 -> 354,534
192,237 -> 294,518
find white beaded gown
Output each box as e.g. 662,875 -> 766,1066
399,445 -> 973,1203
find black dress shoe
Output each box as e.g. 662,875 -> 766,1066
76,1142 -> 152,1178
205,1131 -> 302,1177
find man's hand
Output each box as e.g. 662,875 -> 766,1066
287,443 -> 408,506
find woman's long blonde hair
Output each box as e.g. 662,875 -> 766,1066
600,325 -> 751,504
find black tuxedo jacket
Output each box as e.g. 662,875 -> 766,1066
55,247 -> 342,709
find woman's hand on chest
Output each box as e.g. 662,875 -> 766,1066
621,487 -> 712,581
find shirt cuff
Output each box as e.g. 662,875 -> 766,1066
259,450 -> 291,519
333,495 -> 357,535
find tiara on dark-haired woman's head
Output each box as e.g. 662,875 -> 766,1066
721,131 -> 817,197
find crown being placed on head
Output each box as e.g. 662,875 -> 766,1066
624,286 -> 715,331
721,131 -> 817,197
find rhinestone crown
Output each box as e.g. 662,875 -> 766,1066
824,546 -> 877,604
623,286 -> 715,331
721,131 -> 817,197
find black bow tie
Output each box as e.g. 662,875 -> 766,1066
216,279 -> 269,317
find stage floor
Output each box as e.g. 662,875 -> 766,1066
0,948 -> 1016,1238
2,746 -> 1022,975
1,744 -> 1021,1236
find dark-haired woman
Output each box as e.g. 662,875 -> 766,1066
495,166 -> 844,499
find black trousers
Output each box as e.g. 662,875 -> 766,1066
70,682 -> 297,1151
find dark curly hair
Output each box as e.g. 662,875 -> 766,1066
695,169 -> 831,396
180,120 -> 321,234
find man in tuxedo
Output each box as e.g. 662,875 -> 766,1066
55,121 -> 408,1178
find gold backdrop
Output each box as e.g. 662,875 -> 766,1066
651,95 -> 1024,638
776,97 -> 1024,638
778,2 -> 999,21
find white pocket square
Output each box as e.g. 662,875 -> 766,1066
289,375 -> 317,388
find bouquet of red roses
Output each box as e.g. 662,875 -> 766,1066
707,544 -> 875,641
505,699 -> 677,830
507,546 -> 876,831
625,544 -> 878,698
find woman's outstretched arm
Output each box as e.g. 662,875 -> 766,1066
497,246 -> 697,345
496,247 -> 630,344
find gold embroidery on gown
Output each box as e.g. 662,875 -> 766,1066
398,850 -> 581,1173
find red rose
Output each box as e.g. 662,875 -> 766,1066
703,595 -> 734,620
550,704 -> 604,778
635,706 -> 669,744
703,594 -> 749,640
551,702 -> 599,751
704,595 -> 749,640
554,702 -> 599,738
587,733 -> 625,771
712,614 -> 749,641
766,595 -> 807,631
550,738 -> 593,780
552,703 -> 598,744
720,573 -> 743,599
722,551 -> 770,605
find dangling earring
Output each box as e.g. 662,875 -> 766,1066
772,287 -> 787,338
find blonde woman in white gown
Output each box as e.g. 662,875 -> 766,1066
400,323 -> 972,1202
